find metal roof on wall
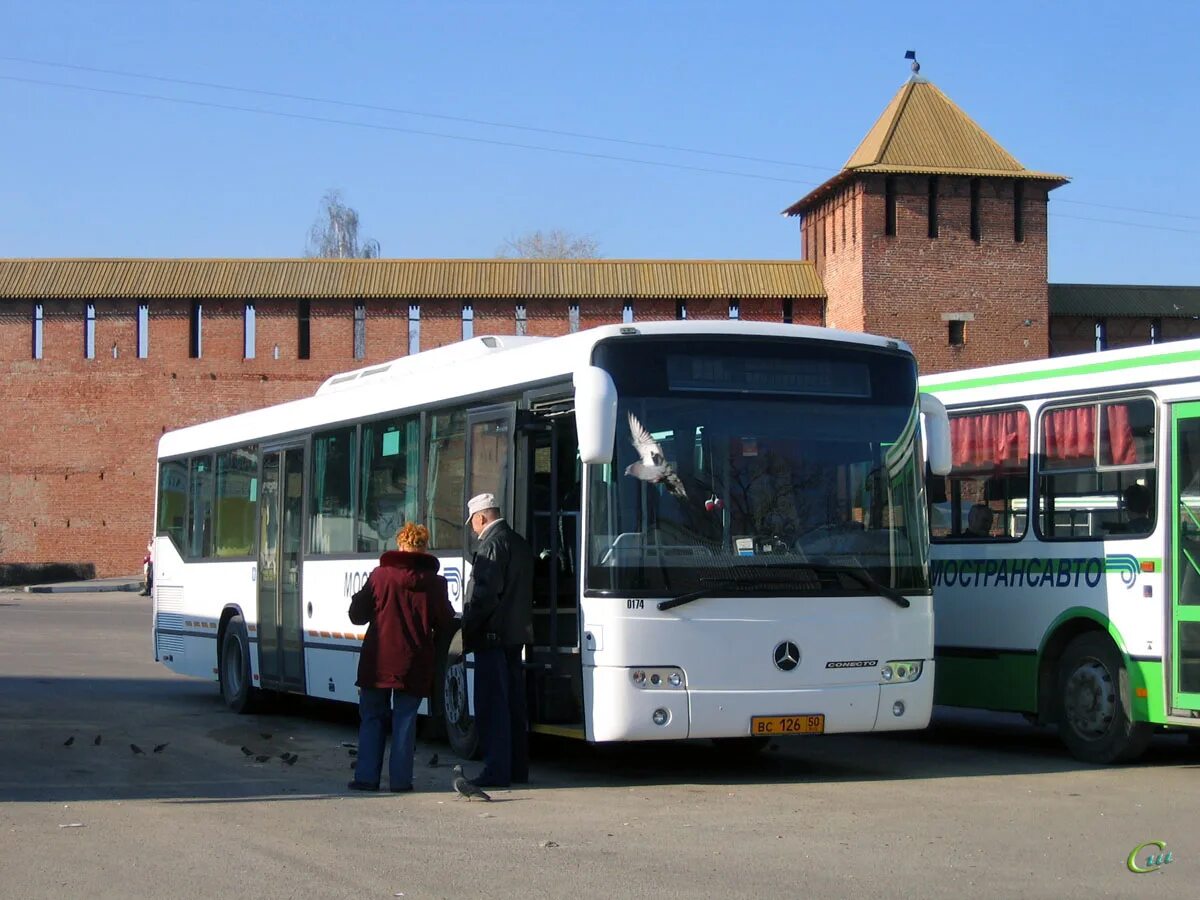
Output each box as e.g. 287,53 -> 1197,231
0,258 -> 825,301
1050,284 -> 1200,318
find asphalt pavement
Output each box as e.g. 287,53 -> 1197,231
0,591 -> 1196,899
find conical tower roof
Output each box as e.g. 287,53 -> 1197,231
784,77 -> 1067,216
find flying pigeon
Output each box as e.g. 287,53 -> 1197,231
452,765 -> 491,802
63,736 -> 75,747
624,412 -> 687,500
130,743 -> 145,755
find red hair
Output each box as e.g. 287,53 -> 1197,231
395,522 -> 430,551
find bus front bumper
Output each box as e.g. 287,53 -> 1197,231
585,662 -> 934,741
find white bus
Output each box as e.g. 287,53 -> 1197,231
152,321 -> 951,757
922,339 -> 1200,762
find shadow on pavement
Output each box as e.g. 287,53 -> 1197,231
1,674 -> 1195,804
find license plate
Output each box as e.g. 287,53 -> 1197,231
750,714 -> 825,735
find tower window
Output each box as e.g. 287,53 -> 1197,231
32,303 -> 44,359
884,177 -> 897,236
622,303 -> 633,324
408,305 -> 420,355
189,301 -> 202,358
927,176 -> 939,239
137,304 -> 150,358
970,179 -> 982,242
1013,180 -> 1025,242
85,304 -> 96,359
298,299 -> 311,359
353,302 -> 366,358
783,299 -> 794,324
462,304 -> 474,340
244,304 -> 255,360
568,304 -> 580,333
676,301 -> 687,320
515,304 -> 527,336
948,320 -> 966,347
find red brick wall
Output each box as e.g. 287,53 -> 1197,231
1,292 -> 830,576
807,175 -> 1051,374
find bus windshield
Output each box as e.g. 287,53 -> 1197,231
586,338 -> 928,596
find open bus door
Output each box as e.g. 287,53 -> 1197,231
521,395 -> 584,737
1170,404 -> 1200,720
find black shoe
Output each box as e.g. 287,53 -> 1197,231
389,785 -> 413,793
347,780 -> 379,792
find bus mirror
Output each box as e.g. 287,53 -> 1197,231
574,366 -> 618,464
920,393 -> 953,476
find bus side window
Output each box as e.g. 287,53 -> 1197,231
930,407 -> 1029,542
1037,397 -> 1156,540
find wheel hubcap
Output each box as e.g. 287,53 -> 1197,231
1064,656 -> 1116,739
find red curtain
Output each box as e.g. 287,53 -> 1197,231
1041,403 -> 1138,465
950,410 -> 1029,470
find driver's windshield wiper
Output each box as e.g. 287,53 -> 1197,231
773,562 -> 910,609
656,578 -> 799,612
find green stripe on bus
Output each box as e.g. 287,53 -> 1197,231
934,652 -> 1037,712
920,348 -> 1200,394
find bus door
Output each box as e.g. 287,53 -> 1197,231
522,399 -> 584,731
257,444 -> 306,693
1170,403 -> 1200,717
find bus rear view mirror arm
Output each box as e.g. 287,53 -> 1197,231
575,366 -> 618,465
920,393 -> 952,476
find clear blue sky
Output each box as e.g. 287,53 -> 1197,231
2,0 -> 1198,284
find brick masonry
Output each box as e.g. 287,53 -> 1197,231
0,294 -> 816,576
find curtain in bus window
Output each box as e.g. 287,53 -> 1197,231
1042,404 -> 1138,467
950,409 -> 1029,471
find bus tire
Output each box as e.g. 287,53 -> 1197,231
435,624 -> 480,760
711,736 -> 771,759
219,614 -> 258,714
1055,632 -> 1150,764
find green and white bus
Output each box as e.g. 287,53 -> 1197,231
922,339 -> 1200,762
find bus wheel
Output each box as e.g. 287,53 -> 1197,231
1055,633 -> 1150,764
437,626 -> 480,760
711,736 -> 770,759
219,614 -> 258,714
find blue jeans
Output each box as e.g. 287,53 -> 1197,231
473,646 -> 529,786
355,687 -> 421,790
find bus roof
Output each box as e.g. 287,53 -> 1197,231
920,338 -> 1200,403
158,320 -> 912,459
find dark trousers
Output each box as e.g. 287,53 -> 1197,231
473,646 -> 529,785
355,687 -> 421,790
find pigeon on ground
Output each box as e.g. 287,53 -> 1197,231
93,735 -> 102,746
153,743 -> 168,754
282,753 -> 298,766
624,412 -> 687,500
63,736 -> 75,747
452,765 -> 491,802
260,733 -> 272,740
427,753 -> 439,767
255,755 -> 270,763
130,743 -> 145,755
241,746 -> 254,757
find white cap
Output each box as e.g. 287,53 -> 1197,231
466,492 -> 499,523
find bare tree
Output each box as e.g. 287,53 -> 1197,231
497,228 -> 600,259
305,189 -> 381,258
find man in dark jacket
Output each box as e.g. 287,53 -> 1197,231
347,523 -> 454,793
462,492 -> 534,787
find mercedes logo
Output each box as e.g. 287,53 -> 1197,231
773,641 -> 800,672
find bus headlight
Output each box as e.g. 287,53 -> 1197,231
630,667 -> 685,689
880,660 -> 923,684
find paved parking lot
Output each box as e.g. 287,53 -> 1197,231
0,590 -> 1195,899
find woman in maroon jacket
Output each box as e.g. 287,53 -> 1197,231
347,522 -> 453,792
